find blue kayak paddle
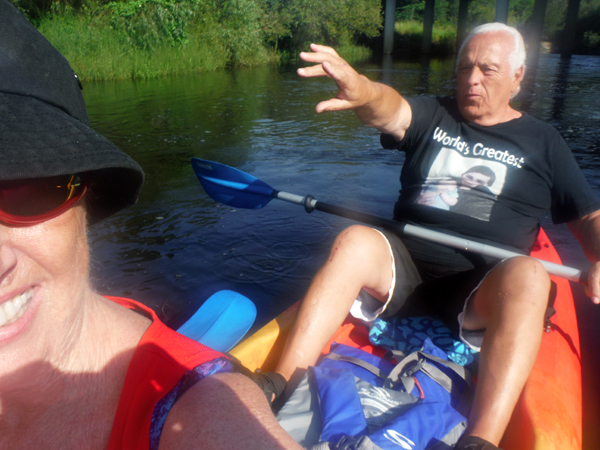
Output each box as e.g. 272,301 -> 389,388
191,158 -> 587,284
177,290 -> 257,352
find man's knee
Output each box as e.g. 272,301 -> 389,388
327,225 -> 395,299
468,257 -> 551,326
329,225 -> 390,262
497,256 -> 551,296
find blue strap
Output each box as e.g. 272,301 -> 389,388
149,358 -> 233,450
318,343 -> 395,388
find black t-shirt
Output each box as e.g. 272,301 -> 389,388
382,96 -> 600,270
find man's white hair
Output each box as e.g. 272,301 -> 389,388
457,23 -> 526,77
456,23 -> 526,98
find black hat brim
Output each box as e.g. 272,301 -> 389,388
0,93 -> 144,224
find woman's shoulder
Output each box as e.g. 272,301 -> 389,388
158,372 -> 302,450
94,294 -> 153,349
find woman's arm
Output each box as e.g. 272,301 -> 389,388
158,372 -> 302,450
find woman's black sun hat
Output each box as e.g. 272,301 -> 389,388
0,0 -> 144,224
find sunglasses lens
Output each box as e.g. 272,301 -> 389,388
0,175 -> 84,218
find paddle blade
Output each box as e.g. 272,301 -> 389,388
177,290 -> 257,352
192,158 -> 275,209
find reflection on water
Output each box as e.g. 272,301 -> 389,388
85,53 -> 600,446
85,62 -> 404,326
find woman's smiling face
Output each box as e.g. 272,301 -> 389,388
0,203 -> 91,384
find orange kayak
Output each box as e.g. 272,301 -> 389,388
231,228 -> 582,449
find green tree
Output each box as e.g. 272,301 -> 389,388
261,0 -> 382,51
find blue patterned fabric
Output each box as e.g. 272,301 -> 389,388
369,317 -> 478,366
149,357 -> 233,450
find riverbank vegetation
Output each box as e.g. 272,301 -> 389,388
394,0 -> 600,56
12,0 -> 382,80
11,0 -> 600,80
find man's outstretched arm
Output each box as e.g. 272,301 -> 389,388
298,44 -> 412,141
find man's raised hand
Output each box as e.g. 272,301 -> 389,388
297,43 -> 412,140
297,43 -> 373,114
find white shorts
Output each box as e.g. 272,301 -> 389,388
349,229 -> 496,352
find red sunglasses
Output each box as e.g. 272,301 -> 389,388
0,174 -> 88,226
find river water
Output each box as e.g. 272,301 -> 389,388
83,53 -> 600,447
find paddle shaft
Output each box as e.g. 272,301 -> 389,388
274,190 -> 587,284
190,158 -> 587,285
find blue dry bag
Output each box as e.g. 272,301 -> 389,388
277,339 -> 473,450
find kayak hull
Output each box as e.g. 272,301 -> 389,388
501,229 -> 582,450
231,228 -> 582,449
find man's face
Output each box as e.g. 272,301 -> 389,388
456,32 -> 523,126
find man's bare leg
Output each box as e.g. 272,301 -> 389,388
275,225 -> 395,381
461,256 -> 551,446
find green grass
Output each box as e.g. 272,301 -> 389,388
38,13 -> 242,81
337,44 -> 373,61
394,20 -> 456,55
37,11 -> 373,81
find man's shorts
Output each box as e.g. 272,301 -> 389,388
350,229 -> 499,351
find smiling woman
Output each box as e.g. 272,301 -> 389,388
0,1 -> 302,449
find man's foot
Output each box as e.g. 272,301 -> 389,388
454,436 -> 502,450
251,371 -> 287,404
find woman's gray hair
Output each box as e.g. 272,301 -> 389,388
457,23 -> 526,77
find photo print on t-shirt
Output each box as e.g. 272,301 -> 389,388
415,147 -> 507,221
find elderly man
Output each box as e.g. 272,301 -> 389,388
262,23 -> 600,450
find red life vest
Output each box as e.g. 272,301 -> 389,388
106,297 -> 227,450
